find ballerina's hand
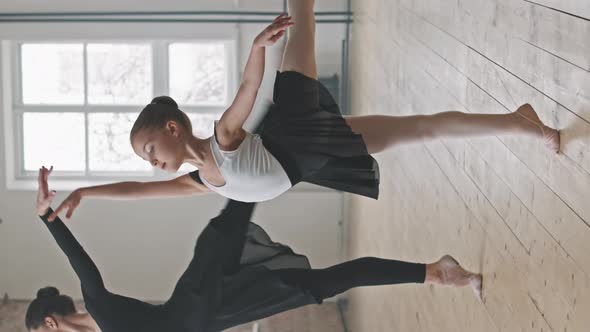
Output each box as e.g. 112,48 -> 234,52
48,188 -> 83,222
253,14 -> 294,47
36,166 -> 57,216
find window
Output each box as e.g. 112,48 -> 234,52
5,39 -> 235,186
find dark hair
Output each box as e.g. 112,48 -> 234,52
130,96 -> 193,141
25,287 -> 76,330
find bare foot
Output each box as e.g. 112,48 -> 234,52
514,103 -> 560,153
433,255 -> 483,300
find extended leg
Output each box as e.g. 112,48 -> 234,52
207,200 -> 257,274
280,0 -> 317,79
344,104 -> 560,154
276,255 -> 482,301
176,200 -> 256,286
276,257 -> 425,300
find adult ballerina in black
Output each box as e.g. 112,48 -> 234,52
29,166 -> 482,332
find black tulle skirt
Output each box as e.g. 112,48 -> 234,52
159,201 -> 320,332
206,222 -> 320,331
260,71 -> 380,199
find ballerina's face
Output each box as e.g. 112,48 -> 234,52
131,121 -> 186,173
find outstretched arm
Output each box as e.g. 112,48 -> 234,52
37,167 -> 107,298
216,14 -> 293,142
48,173 -> 210,221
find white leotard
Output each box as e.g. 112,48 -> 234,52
199,130 -> 292,202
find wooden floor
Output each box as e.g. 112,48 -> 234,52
346,0 -> 590,331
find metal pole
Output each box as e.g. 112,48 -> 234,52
0,18 -> 352,24
0,10 -> 352,17
344,0 -> 352,115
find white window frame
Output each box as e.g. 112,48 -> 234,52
3,31 -> 238,190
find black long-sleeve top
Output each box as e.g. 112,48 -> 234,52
39,200 -> 317,332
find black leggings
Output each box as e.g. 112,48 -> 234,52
276,257 -> 426,301
208,201 -> 426,302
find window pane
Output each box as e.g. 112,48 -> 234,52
88,113 -> 151,171
23,113 -> 85,171
21,44 -> 84,105
187,112 -> 220,138
169,43 -> 226,106
87,44 -> 153,105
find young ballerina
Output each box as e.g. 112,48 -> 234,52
31,166 -> 481,332
49,0 -> 559,220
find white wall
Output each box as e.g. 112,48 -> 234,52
0,0 -> 239,12
0,0 -> 347,13
0,0 -> 349,300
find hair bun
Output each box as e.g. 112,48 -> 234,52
150,96 -> 178,109
37,286 -> 60,299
